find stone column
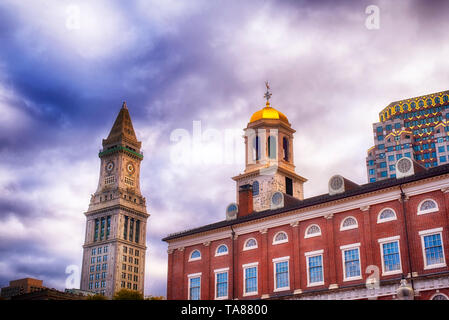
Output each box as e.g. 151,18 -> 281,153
361,205 -> 374,267
202,241 -> 211,299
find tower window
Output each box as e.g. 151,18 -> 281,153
283,137 -> 289,161
285,177 -> 293,196
268,135 -> 277,159
135,220 -> 140,243
253,136 -> 261,161
124,216 -> 128,240
252,181 -> 259,196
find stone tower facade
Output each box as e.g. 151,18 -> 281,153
232,90 -> 307,212
80,102 -> 149,298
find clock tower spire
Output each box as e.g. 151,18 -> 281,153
80,102 -> 149,298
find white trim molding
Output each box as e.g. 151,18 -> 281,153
272,231 -> 289,245
417,198 -> 439,215
242,262 -> 259,297
340,216 -> 358,231
305,249 -> 324,287
419,228 -> 446,270
378,235 -> 402,276
272,256 -> 290,292
340,243 -> 362,282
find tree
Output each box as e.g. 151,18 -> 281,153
113,289 -> 144,300
86,294 -> 107,300
145,295 -> 165,300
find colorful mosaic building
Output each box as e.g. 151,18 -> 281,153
367,91 -> 449,182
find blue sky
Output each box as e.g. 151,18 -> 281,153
1,0 -> 449,297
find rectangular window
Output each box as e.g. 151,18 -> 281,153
438,146 -> 445,153
379,162 -> 387,168
369,169 -> 375,175
341,244 -> 361,281
106,216 -> 111,239
124,216 -> 128,240
135,220 -> 140,243
420,230 -> 446,269
378,237 -> 402,275
215,270 -> 228,299
307,254 -> 324,286
243,264 -> 258,295
396,154 -> 402,160
388,155 -> 394,162
100,217 -> 105,241
380,171 -> 388,177
188,275 -> 201,300
94,219 -> 99,242
91,248 -> 96,255
129,218 -> 134,241
378,144 -> 385,150
273,258 -> 289,291
404,152 -> 411,158
440,156 -> 447,163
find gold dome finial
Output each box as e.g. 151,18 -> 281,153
264,81 -> 272,105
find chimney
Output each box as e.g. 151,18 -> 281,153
238,184 -> 253,217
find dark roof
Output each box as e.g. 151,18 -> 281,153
162,163 -> 449,242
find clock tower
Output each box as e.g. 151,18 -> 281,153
80,102 -> 149,298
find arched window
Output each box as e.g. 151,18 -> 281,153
305,224 -> 321,238
340,216 -> 358,231
189,250 -> 201,261
377,208 -> 397,223
411,102 -> 416,109
435,97 -> 441,105
444,95 -> 449,103
215,245 -> 228,256
268,135 -> 277,159
252,181 -> 259,196
417,199 -> 439,215
419,100 -> 424,108
431,293 -> 449,300
402,104 -> 408,111
253,136 -> 260,161
427,98 -> 433,106
244,238 -> 258,251
273,231 -> 288,244
283,137 -> 289,161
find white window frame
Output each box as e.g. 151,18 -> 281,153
214,267 -> 229,300
272,231 -> 288,245
243,238 -> 258,251
378,235 -> 402,276
340,243 -> 362,282
272,256 -> 290,292
305,249 -> 324,287
187,272 -> 202,300
340,216 -> 358,231
242,262 -> 258,297
188,249 -> 201,262
419,227 -> 446,270
215,244 -> 229,257
377,208 -> 397,224
417,199 -> 439,215
304,224 -> 322,239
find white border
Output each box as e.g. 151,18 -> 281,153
341,243 -> 362,282
377,208 -> 397,224
272,231 -> 289,245
272,256 -> 290,292
417,198 -> 439,215
305,249 -> 324,287
243,238 -> 258,251
242,262 -> 258,297
188,249 -> 201,261
340,216 -> 358,231
187,273 -> 201,300
419,228 -> 446,270
215,244 -> 229,257
214,268 -> 229,300
304,224 -> 322,238
378,236 -> 402,276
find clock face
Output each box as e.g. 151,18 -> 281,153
106,161 -> 114,172
126,162 -> 135,174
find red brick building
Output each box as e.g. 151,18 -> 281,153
163,91 -> 449,300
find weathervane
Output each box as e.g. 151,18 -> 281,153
264,81 -> 272,103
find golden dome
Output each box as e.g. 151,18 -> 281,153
249,101 -> 289,124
